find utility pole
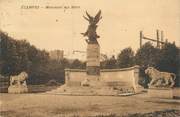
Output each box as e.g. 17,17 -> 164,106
161,31 -> 164,48
156,30 -> 160,48
139,30 -> 166,49
140,31 -> 143,48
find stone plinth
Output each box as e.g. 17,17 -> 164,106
173,88 -> 180,98
86,43 -> 100,76
148,88 -> 173,99
8,85 -> 28,94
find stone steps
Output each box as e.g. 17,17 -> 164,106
45,84 -> 135,96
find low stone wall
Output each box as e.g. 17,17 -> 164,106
100,66 -> 140,90
65,69 -> 86,87
65,65 -> 142,92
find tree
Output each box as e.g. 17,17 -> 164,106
157,43 -> 179,72
59,58 -> 70,69
101,55 -> 117,69
0,31 -> 52,84
117,47 -> 135,68
135,42 -> 180,87
1,36 -> 20,75
70,59 -> 85,69
135,42 -> 161,88
157,42 -> 180,86
135,42 -> 161,68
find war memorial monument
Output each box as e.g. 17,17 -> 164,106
45,11 -> 178,99
0,6 -> 180,116
48,11 -> 146,96
2,10 -> 177,98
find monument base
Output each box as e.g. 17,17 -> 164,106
8,85 -> 28,94
81,75 -> 102,88
148,88 -> 173,99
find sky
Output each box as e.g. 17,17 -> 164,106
0,0 -> 180,59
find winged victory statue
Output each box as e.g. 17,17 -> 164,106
81,10 -> 102,44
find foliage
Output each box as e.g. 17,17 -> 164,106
157,43 -> 180,86
135,42 -> 161,68
70,59 -> 86,69
157,43 -> 179,73
0,31 -> 49,76
117,47 -> 135,68
101,55 -> 117,69
0,31 -> 63,84
0,30 -> 179,86
135,42 -> 180,87
135,42 -> 160,87
0,31 -> 86,84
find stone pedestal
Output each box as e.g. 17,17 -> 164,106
86,43 -> 100,76
148,88 -> 173,99
133,65 -> 144,93
8,85 -> 28,94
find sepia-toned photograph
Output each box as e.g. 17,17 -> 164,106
0,0 -> 180,117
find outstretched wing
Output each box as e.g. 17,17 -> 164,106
83,15 -> 89,21
94,10 -> 102,24
86,11 -> 93,20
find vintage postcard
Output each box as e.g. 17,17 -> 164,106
0,0 -> 180,117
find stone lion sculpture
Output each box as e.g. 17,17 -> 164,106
10,71 -> 28,86
145,67 -> 176,88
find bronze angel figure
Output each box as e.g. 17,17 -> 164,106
81,10 -> 102,44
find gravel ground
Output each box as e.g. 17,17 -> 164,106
0,93 -> 180,117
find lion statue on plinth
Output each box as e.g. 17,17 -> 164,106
145,67 -> 176,88
10,71 -> 28,86
8,71 -> 28,93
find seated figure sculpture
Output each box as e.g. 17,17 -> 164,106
8,71 -> 28,93
145,67 -> 176,88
